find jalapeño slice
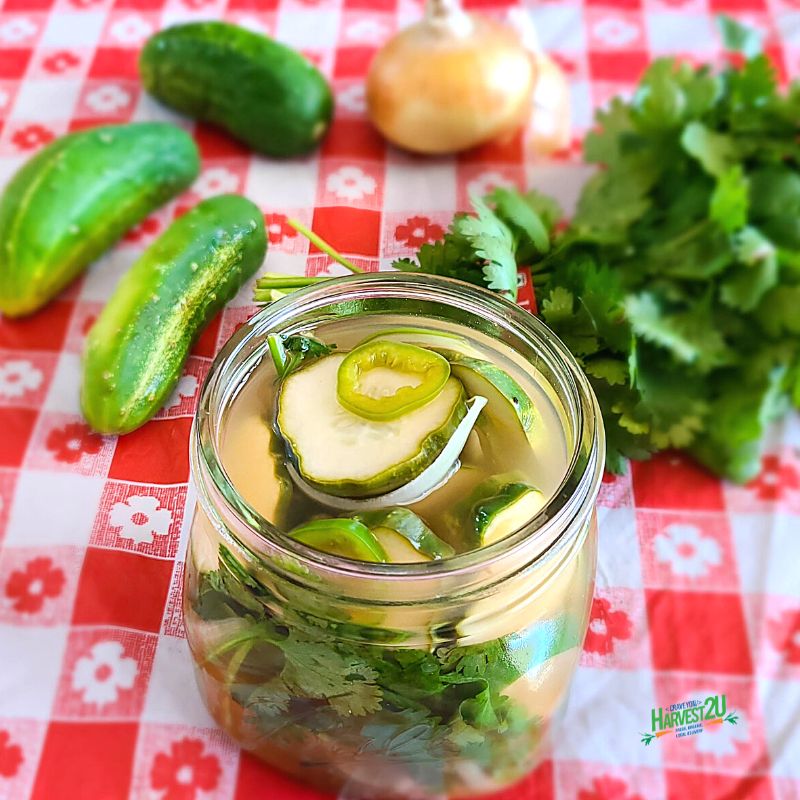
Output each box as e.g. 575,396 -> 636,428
289,518 -> 389,562
336,340 -> 451,421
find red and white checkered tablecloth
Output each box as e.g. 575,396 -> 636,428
0,0 -> 799,797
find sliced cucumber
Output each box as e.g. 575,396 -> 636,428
285,395 -> 486,509
289,519 -> 388,562
277,353 -> 469,498
353,508 -> 454,560
438,351 -> 534,436
459,477 -> 546,547
373,528 -> 431,563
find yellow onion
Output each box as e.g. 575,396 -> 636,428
366,0 -> 536,155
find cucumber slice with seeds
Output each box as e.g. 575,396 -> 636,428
277,353 -> 469,498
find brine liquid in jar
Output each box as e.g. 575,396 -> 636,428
185,312 -> 598,799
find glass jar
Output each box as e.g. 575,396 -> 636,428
185,274 -> 605,799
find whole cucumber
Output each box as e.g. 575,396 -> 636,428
0,123 -> 200,317
82,194 -> 267,434
139,21 -> 333,157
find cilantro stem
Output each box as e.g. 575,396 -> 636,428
268,333 -> 288,377
288,218 -> 364,274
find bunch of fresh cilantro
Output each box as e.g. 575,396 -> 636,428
393,18 -> 800,481
194,546 -> 572,792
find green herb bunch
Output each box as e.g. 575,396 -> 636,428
193,546 -> 577,792
542,20 -> 800,480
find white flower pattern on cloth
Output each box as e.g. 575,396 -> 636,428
0,17 -> 37,43
0,89 -> 10,110
466,171 -> 514,199
326,166 -> 376,201
592,17 -> 640,47
688,691 -> 750,757
165,374 -> 198,409
109,495 -> 172,546
337,84 -> 366,114
84,84 -> 131,114
194,167 -> 239,199
109,15 -> 152,45
72,641 -> 137,706
654,523 -> 722,578
0,359 -> 43,398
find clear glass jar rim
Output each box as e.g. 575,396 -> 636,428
192,272 -> 605,584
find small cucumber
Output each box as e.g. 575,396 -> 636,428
0,123 -> 199,317
82,195 -> 267,434
140,21 -> 333,157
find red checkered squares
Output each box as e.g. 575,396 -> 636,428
666,771 -> 773,800
0,718 -> 47,800
0,301 -> 74,351
0,546 -> 82,625
646,591 -> 753,674
235,751 -> 333,800
0,408 -> 37,468
636,511 -> 739,591
72,547 -> 174,632
109,417 -> 192,484
0,351 -> 56,409
154,357 -> 208,421
311,206 -> 381,256
26,412 -> 116,476
32,721 -> 138,800
87,46 -> 140,79
131,725 -> 240,799
0,48 -> 32,78
333,45 -> 376,78
92,481 -> 187,558
631,452 -> 726,510
53,627 -> 157,718
581,588 -> 650,670
321,116 -> 386,160
0,0 -> 798,795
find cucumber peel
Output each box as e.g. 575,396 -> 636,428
438,351 -> 535,436
289,519 -> 388,562
459,477 -> 546,547
353,508 -> 454,560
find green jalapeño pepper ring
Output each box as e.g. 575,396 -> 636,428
336,340 -> 451,421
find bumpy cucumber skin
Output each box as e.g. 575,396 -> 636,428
140,22 -> 334,157
0,123 -> 200,317
82,194 -> 267,434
